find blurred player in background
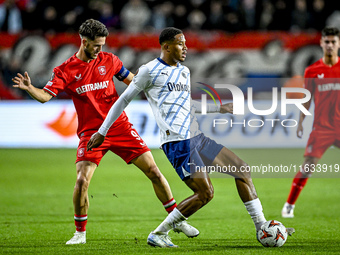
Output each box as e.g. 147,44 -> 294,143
12,19 -> 198,244
88,27 -> 295,248
282,27 -> 340,218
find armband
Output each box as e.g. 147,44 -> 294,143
115,66 -> 130,81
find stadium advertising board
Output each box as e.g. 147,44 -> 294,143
0,100 -> 312,148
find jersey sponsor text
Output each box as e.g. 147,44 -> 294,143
167,82 -> 190,92
318,83 -> 340,92
76,80 -> 109,94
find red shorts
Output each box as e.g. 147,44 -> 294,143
76,122 -> 150,165
304,129 -> 340,158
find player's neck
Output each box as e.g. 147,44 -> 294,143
323,55 -> 339,67
160,53 -> 178,67
76,48 -> 91,63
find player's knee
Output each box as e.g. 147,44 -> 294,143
197,186 -> 214,204
238,162 -> 251,179
300,164 -> 313,177
145,164 -> 163,181
76,174 -> 90,191
300,157 -> 318,177
300,165 -> 312,177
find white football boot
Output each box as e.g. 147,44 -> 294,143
147,232 -> 178,248
173,221 -> 200,238
66,231 -> 86,244
281,202 -> 295,218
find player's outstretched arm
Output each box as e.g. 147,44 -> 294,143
122,72 -> 134,86
87,83 -> 141,151
192,100 -> 233,114
87,132 -> 105,151
12,72 -> 52,103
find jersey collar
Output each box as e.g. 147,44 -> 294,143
157,57 -> 180,67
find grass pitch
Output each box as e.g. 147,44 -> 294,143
0,148 -> 339,254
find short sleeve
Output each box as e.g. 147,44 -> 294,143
303,68 -> 314,94
43,68 -> 67,97
130,65 -> 152,92
111,54 -> 123,75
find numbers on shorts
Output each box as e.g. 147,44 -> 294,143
131,130 -> 146,146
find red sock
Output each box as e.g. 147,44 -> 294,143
163,198 -> 177,214
287,171 -> 309,205
74,214 -> 87,232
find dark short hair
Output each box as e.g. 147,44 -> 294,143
159,27 -> 183,45
322,27 -> 340,37
79,19 -> 109,41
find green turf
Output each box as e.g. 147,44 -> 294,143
0,148 -> 339,254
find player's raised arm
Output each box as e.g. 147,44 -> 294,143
12,72 -> 52,103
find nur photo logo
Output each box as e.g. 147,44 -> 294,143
198,83 -> 312,128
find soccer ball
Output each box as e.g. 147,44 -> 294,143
257,220 -> 288,247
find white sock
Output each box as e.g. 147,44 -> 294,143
244,198 -> 266,231
284,202 -> 295,209
154,208 -> 187,233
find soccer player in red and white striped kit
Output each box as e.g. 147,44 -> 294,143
12,19 -> 198,244
282,27 -> 340,218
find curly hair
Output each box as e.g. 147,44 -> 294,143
79,19 -> 109,41
159,27 -> 183,45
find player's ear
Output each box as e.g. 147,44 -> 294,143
82,37 -> 89,47
163,43 -> 171,52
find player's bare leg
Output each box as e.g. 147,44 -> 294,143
132,151 -> 199,239
210,147 -> 266,231
177,171 -> 214,217
73,161 -> 97,215
152,171 -> 213,224
211,147 -> 296,236
147,171 -> 210,247
212,147 -> 258,202
282,156 -> 320,218
131,151 -> 173,203
212,147 -> 296,235
66,160 -> 96,244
